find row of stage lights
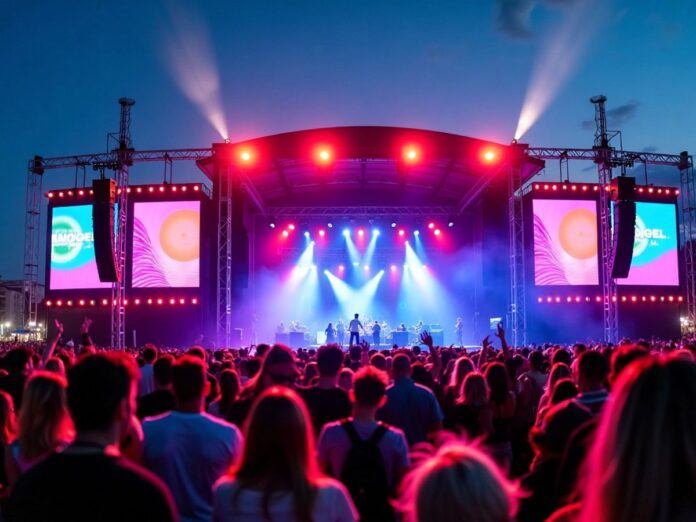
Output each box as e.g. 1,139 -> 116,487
532,183 -> 679,196
296,263 -> 430,272
274,221 -> 454,238
537,295 -> 683,304
226,143 -> 500,168
45,297 -> 199,307
46,184 -> 203,199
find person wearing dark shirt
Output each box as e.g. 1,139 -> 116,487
137,355 -> 176,420
0,348 -> 30,410
372,321 -> 381,348
300,345 -> 351,434
8,353 -> 178,522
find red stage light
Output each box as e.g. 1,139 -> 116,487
428,222 -> 435,230
357,229 -> 365,237
172,186 -> 177,192
48,192 -> 54,198
338,264 -> 345,271
58,192 -> 64,197
482,150 -> 497,163
390,264 -> 397,272
314,146 -> 333,165
66,300 -> 73,306
157,298 -> 164,305
402,145 -> 420,164
56,300 -> 63,306
179,298 -> 185,304
434,229 -> 442,236
318,229 -> 326,237
675,189 -> 680,195
571,185 -> 577,191
169,298 -> 176,305
79,299 -> 85,306
147,298 -> 153,305
398,229 -> 406,237
137,187 -> 142,193
181,186 -> 187,192
192,298 -> 198,305
582,185 -> 588,191
126,188 -> 131,193
288,224 -> 296,231
552,184 -> 557,191
78,190 -> 84,196
282,230 -> 289,238
134,299 -> 141,305
193,185 -> 200,191
537,297 -> 542,303
159,186 -> 165,192
89,299 -> 96,306
102,299 -> 108,305
123,299 -> 129,306
648,187 -> 654,193
46,300 -> 52,306
148,186 -> 154,193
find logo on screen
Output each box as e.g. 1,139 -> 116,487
51,215 -> 94,264
633,215 -> 667,257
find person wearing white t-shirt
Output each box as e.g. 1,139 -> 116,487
348,314 -> 363,346
213,386 -> 357,522
143,356 -> 242,522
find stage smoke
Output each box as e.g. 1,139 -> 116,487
162,1 -> 229,140
513,0 -> 604,141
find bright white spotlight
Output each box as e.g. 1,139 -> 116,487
304,231 -> 310,238
373,228 -> 380,236
363,265 -> 370,271
403,264 -> 409,269
391,222 -> 397,228
327,222 -> 333,228
390,264 -> 397,272
414,230 -> 420,236
353,261 -> 359,267
343,229 -> 350,237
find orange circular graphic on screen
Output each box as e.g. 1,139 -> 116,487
159,210 -> 200,262
558,208 -> 597,259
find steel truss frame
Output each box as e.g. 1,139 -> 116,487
24,129 -> 693,346
508,157 -> 526,346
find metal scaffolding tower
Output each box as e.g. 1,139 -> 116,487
23,157 -> 44,328
110,98 -> 135,349
216,158 -> 234,348
508,144 -> 527,346
591,95 -> 619,344
679,151 -> 696,332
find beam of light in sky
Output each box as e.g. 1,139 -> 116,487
287,242 -> 314,288
162,0 -> 229,140
325,270 -> 385,318
514,0 -> 603,141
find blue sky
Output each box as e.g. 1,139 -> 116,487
1,0 -> 694,278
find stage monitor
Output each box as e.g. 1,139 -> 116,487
533,198 -> 599,286
616,201 -> 679,286
131,200 -> 201,288
49,204 -> 114,290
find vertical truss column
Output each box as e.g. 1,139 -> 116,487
592,95 -> 618,343
679,151 -> 696,332
23,157 -> 44,331
111,98 -> 134,349
508,145 -> 527,346
216,162 -> 233,348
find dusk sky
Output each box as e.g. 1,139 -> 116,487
1,0 -> 694,278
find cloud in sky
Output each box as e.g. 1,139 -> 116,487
581,100 -> 640,130
495,0 -> 576,38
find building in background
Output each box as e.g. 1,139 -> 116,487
0,280 -> 45,338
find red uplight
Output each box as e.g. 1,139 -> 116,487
78,299 -> 85,306
236,147 -> 256,166
48,192 -> 54,198
192,298 -> 198,305
398,229 -> 406,237
78,190 -> 84,196
159,186 -> 165,192
101,299 -> 108,305
148,186 -> 154,193
46,300 -> 52,306
314,146 -> 333,165
282,230 -> 289,238
134,298 -> 141,305
288,224 -> 296,231
157,298 -> 164,305
179,298 -> 185,304
357,229 -> 365,237
434,229 -> 442,236
318,229 -> 326,237
428,222 -> 435,230
58,192 -> 64,197
402,145 -> 421,164
193,185 -> 200,191
147,298 -> 153,305
172,186 -> 177,192
137,187 -> 142,193
56,300 -> 63,307
481,148 -> 498,164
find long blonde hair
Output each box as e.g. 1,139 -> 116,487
398,443 -> 519,522
19,371 -> 72,461
580,355 -> 696,522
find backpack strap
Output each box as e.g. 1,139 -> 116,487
341,420 -> 389,446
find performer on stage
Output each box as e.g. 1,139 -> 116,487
455,317 -> 464,346
336,319 -> 345,346
325,322 -> 337,344
372,320 -> 381,347
348,313 -> 363,346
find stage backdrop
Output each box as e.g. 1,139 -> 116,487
49,204 -> 113,290
616,201 -> 679,286
533,198 -> 599,286
131,201 -> 201,288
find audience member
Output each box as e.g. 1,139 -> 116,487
143,356 -> 242,522
213,387 -> 357,521
207,369 -> 240,418
318,366 -> 409,520
8,353 -> 177,521
137,355 -> 176,420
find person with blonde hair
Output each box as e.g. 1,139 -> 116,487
451,372 -> 493,439
6,371 -> 73,482
214,386 -> 357,521
553,355 -> 696,522
397,442 -> 519,522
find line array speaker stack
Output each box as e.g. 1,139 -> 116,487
92,178 -> 119,282
609,176 -> 636,279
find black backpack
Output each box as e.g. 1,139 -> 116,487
339,420 -> 395,521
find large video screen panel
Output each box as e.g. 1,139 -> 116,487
533,199 -> 599,286
50,204 -> 113,290
132,201 -> 201,288
617,202 -> 679,286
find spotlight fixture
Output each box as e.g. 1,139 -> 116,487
391,222 -> 397,228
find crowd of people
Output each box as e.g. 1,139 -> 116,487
0,319 -> 693,521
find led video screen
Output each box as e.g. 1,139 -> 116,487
132,201 -> 201,288
533,199 -> 599,286
617,202 -> 679,286
49,204 -> 113,290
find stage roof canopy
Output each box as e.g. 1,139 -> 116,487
197,126 -> 544,215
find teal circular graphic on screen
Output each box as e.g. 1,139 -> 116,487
51,211 -> 94,268
630,203 -> 676,267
